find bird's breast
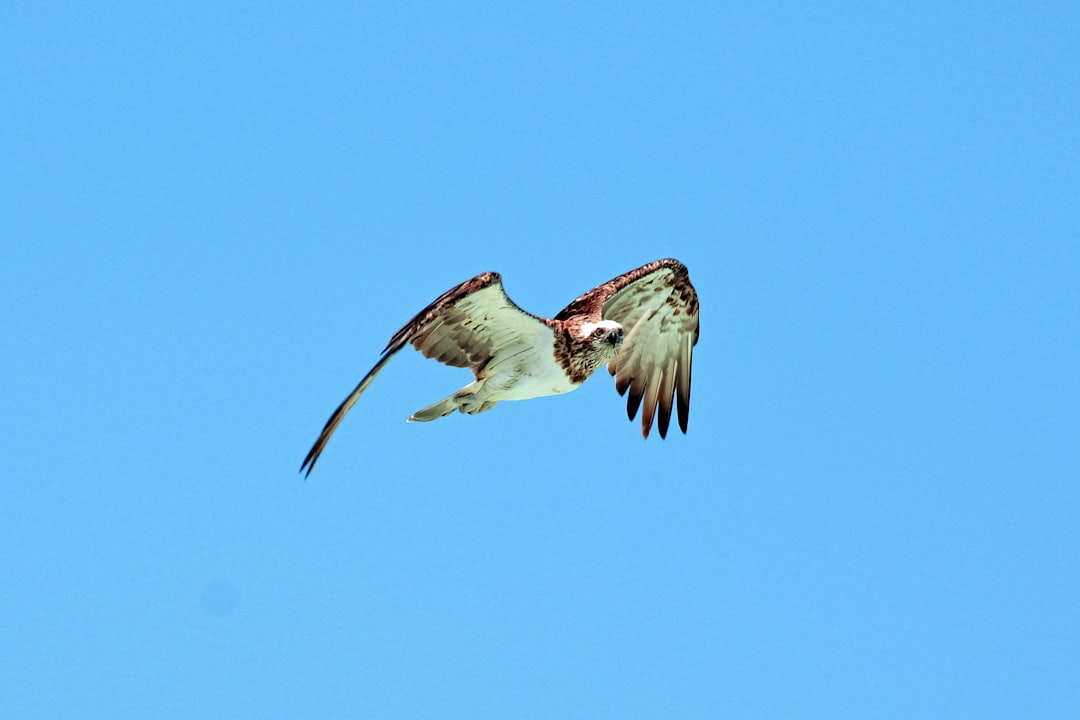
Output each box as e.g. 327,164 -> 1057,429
482,330 -> 583,401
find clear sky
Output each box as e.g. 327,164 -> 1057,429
3,2 -> 1078,718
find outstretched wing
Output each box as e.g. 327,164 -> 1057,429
301,272 -> 544,476
554,258 -> 699,439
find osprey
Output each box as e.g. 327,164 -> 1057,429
301,258 -> 699,475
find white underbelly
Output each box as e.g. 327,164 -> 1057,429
484,328 -> 580,400
497,362 -> 579,400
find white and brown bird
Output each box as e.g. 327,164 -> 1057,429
301,258 -> 700,475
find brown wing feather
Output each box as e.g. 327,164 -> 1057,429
300,272 -> 540,476
383,272 -> 502,366
555,258 -> 700,438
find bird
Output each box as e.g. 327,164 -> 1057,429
300,258 -> 700,476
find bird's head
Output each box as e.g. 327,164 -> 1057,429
581,319 -> 624,358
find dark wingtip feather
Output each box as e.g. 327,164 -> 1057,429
299,433 -> 327,478
657,398 -> 671,439
299,409 -> 339,478
676,365 -> 691,434
626,378 -> 645,421
641,384 -> 659,440
656,369 -> 674,439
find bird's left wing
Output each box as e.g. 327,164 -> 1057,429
555,258 -> 700,438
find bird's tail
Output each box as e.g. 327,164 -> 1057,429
409,380 -> 497,422
408,393 -> 460,422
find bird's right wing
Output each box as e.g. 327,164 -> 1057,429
300,272 -> 546,476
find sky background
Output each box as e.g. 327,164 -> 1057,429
3,2 -> 1079,718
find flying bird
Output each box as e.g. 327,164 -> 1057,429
300,258 -> 700,475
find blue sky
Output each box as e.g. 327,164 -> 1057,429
3,2 -> 1078,717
